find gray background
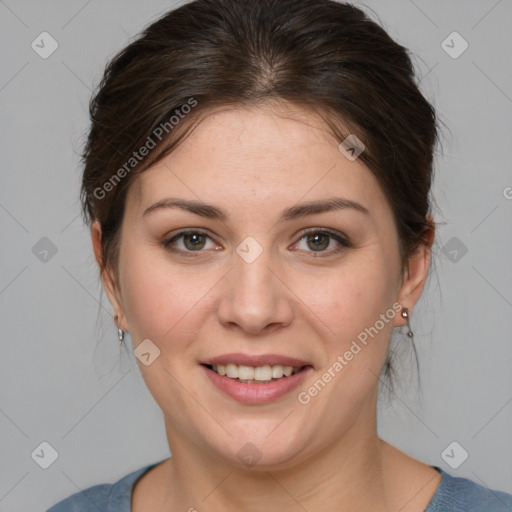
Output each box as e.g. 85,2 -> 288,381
1,0 -> 511,510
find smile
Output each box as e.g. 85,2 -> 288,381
201,359 -> 313,404
206,363 -> 303,383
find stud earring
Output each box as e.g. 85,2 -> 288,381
114,314 -> 124,344
400,307 -> 414,339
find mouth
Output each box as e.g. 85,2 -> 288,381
200,355 -> 314,404
202,363 -> 308,384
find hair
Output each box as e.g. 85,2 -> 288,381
81,0 -> 441,392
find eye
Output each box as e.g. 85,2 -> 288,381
293,229 -> 351,254
163,230 -> 220,253
163,228 -> 351,256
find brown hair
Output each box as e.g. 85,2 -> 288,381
81,0 -> 440,389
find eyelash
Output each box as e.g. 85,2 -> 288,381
162,228 -> 352,257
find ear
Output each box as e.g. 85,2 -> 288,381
91,220 -> 128,332
394,216 -> 435,327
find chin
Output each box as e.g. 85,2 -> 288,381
203,424 -> 312,471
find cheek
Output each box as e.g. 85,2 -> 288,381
119,246 -> 211,346
293,254 -> 401,404
118,249 -> 217,430
291,258 -> 399,429
298,256 -> 399,338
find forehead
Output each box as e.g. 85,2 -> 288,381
127,104 -> 391,221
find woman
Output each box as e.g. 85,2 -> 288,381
47,0 -> 512,510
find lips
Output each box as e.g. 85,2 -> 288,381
201,353 -> 313,368
200,353 -> 314,404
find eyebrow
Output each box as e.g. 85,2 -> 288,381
142,196 -> 370,221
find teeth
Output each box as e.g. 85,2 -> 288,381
272,365 -> 283,378
238,365 -> 254,380
211,363 -> 301,381
254,365 -> 272,381
226,363 -> 238,378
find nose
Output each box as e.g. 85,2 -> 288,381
217,248 -> 294,335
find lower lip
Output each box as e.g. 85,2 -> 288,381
202,365 -> 313,405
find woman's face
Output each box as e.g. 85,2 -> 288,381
94,104 -> 430,469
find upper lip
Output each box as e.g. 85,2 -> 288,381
201,353 -> 313,368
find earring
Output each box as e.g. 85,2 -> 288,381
400,307 -> 414,338
114,314 -> 124,344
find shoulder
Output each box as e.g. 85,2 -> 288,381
45,481 -> 112,512
45,461 -> 163,512
426,467 -> 512,512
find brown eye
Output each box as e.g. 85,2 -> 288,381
163,230 -> 219,253
183,233 -> 207,250
306,233 -> 330,251
293,229 -> 352,255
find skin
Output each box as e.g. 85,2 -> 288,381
91,103 -> 439,511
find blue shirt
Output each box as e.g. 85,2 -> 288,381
46,461 -> 512,511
